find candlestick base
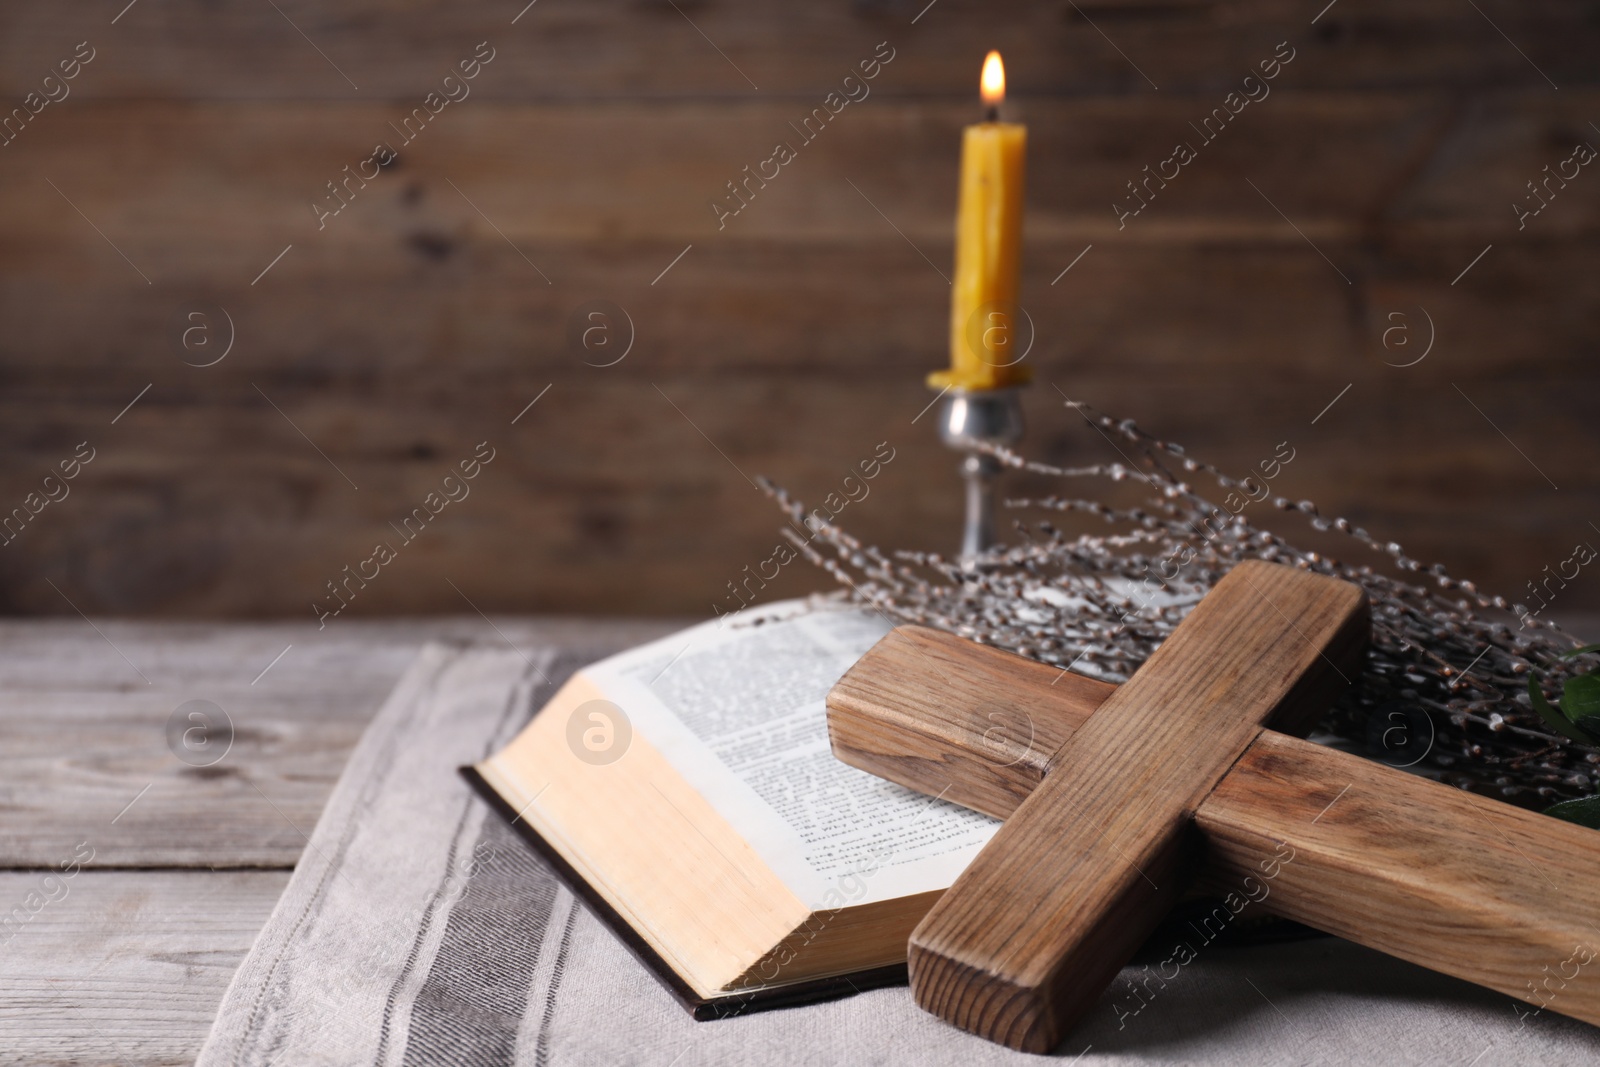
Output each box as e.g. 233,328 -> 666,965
934,387 -> 1025,566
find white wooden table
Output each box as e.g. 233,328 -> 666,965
0,617 -> 677,1067
4,613 -> 1595,1066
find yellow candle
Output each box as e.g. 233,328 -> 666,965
930,51 -> 1029,392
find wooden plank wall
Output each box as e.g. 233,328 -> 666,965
0,1 -> 1594,618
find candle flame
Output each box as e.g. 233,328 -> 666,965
980,51 -> 1005,107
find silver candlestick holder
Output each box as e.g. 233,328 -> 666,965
935,387 -> 1025,565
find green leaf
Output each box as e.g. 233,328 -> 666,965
1563,674 -> 1600,723
1545,795 -> 1600,830
1575,716 -> 1600,744
1561,643 -> 1600,660
1529,676 -> 1593,743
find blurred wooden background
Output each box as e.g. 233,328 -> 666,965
0,0 -> 1595,619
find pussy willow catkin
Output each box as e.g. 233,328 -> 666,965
763,403 -> 1598,806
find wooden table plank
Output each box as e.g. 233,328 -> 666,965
0,870 -> 289,1067
5,615 -> 1594,868
0,618 -> 677,868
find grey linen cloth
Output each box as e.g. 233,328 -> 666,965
198,643 -> 1600,1066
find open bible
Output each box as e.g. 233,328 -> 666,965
464,600 -> 1002,1016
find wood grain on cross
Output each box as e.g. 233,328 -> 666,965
828,560 -> 1600,1052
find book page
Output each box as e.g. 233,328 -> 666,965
585,599 -> 1000,908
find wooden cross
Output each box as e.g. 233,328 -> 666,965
827,560 -> 1600,1051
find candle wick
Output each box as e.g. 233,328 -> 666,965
984,105 -> 1000,123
